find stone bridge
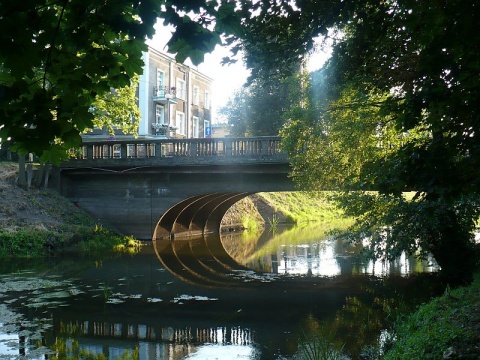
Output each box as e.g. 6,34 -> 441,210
57,137 -> 294,240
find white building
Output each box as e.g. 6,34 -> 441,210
138,47 -> 214,139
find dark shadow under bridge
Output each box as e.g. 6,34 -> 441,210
56,136 -> 294,240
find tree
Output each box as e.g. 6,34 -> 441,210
219,74 -> 302,136
281,1 -> 480,284
88,74 -> 141,137
0,0 -> 158,163
219,88 -> 249,137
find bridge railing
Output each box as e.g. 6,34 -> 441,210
74,136 -> 285,160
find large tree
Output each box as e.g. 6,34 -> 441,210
281,0 -> 480,284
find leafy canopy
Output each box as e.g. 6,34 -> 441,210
0,0 -> 158,163
89,75 -> 141,137
0,0 -> 240,163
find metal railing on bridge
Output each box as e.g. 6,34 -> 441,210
66,136 -> 287,167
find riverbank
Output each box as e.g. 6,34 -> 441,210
380,272 -> 480,359
0,161 -> 134,257
221,191 -> 351,233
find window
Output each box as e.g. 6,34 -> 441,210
156,69 -> 165,96
204,90 -> 211,110
204,120 -> 211,138
193,116 -> 199,138
176,78 -> 186,100
176,111 -> 186,135
193,86 -> 199,105
155,105 -> 165,124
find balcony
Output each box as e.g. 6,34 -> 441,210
153,86 -> 178,104
152,123 -> 177,136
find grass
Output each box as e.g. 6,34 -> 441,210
354,270 -> 480,359
378,273 -> 480,360
297,331 -> 348,360
257,191 -> 349,224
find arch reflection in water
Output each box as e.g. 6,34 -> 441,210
153,233 -> 268,288
221,224 -> 439,277
154,223 -> 438,288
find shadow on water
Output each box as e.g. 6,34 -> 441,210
0,224 -> 443,359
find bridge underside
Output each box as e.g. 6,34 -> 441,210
57,164 -> 294,240
153,193 -> 252,239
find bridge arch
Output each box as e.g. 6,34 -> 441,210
153,192 -> 253,240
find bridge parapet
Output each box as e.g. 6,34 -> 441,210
65,136 -> 287,168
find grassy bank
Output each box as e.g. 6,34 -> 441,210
0,161 -> 136,257
220,191 -> 350,233
376,271 -> 480,359
257,191 -> 349,224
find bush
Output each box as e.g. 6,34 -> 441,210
0,230 -> 56,257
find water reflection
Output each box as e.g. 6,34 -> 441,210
155,224 -> 438,290
58,321 -> 255,359
0,224 -> 441,360
221,224 -> 438,279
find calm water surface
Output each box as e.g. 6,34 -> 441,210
0,224 -> 442,359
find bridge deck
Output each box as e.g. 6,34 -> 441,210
64,136 -> 288,169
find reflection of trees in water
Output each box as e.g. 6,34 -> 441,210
221,223 -> 438,277
296,275 -> 443,359
221,222 -> 350,271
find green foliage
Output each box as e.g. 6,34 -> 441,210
0,224 -> 138,258
241,214 -> 261,234
88,74 -> 141,137
0,230 -> 53,257
75,225 -> 130,253
113,235 -> 143,255
268,213 -> 280,230
0,0 -> 156,163
383,274 -> 480,359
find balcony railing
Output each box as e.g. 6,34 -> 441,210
153,86 -> 177,104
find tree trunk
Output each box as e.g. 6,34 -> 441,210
427,209 -> 477,286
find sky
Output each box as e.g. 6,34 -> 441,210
147,23 -> 331,122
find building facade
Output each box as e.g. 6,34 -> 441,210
138,47 -> 213,139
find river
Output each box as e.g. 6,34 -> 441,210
0,224 -> 442,359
